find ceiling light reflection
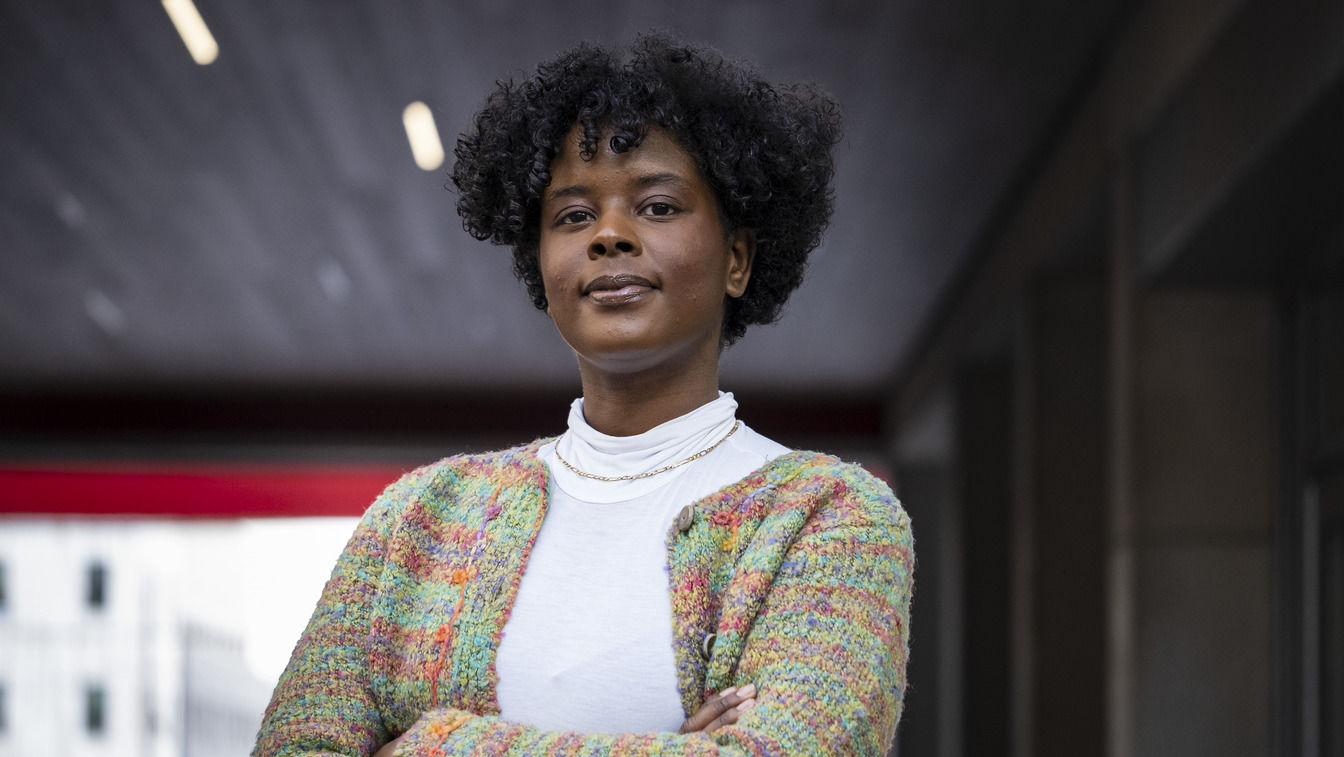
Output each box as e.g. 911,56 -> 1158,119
162,0 -> 219,65
402,101 -> 445,171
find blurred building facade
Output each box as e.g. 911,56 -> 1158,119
889,2 -> 1343,756
0,522 -> 271,757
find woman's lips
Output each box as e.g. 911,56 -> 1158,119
584,274 -> 655,305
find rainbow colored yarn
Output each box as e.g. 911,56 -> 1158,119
253,440 -> 914,756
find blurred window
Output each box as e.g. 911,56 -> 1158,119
0,561 -> 6,611
87,561 -> 106,610
85,684 -> 105,734
144,689 -> 157,735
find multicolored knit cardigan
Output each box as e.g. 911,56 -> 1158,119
252,439 -> 914,756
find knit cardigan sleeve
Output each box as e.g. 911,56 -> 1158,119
252,468 -> 417,757
253,456 -> 914,757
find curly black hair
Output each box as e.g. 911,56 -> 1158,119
451,33 -> 842,345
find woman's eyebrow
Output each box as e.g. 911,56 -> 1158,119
545,184 -> 589,203
634,172 -> 690,190
545,173 -> 691,204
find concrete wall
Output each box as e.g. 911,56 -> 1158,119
1129,293 -> 1275,757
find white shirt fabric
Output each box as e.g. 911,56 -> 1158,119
494,392 -> 789,733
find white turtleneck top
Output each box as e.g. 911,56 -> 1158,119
494,392 -> 789,733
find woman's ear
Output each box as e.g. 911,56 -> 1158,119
725,227 -> 756,298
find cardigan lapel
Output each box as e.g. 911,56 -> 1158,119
446,444 -> 552,716
664,452 -> 820,714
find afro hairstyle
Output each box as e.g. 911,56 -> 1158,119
451,33 -> 842,345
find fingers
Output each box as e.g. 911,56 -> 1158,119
703,694 -> 755,733
373,730 -> 407,757
679,683 -> 757,734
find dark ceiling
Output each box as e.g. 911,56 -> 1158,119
0,1 -> 1124,397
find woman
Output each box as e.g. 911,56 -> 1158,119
253,34 -> 913,756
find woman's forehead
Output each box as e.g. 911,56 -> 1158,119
550,126 -> 698,179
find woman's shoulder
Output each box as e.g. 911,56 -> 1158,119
751,450 -> 908,530
761,449 -> 894,496
364,438 -> 554,517
423,438 -> 553,479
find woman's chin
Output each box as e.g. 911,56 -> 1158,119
569,337 -> 717,380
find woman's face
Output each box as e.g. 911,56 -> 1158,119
538,126 -> 754,378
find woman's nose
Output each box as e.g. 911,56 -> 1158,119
588,216 -> 639,258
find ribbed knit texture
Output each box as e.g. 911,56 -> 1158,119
252,439 -> 914,757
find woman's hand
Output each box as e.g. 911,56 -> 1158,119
679,684 -> 757,734
372,734 -> 404,757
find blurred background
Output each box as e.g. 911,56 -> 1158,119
0,1 -> 1340,756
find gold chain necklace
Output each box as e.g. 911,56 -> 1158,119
553,420 -> 742,482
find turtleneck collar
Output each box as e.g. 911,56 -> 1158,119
547,391 -> 740,503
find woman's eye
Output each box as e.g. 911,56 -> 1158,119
558,209 -> 593,225
643,202 -> 677,217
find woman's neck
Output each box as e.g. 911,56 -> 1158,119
576,363 -> 720,437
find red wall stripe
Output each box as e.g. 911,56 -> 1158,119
1,456 -> 893,518
0,463 -> 416,518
